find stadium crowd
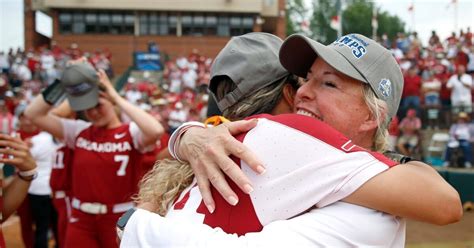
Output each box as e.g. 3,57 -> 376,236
0,27 -> 473,247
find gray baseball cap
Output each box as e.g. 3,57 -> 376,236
279,33 -> 403,122
209,32 -> 289,111
61,63 -> 99,111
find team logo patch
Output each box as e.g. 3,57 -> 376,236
378,78 -> 391,98
332,34 -> 368,59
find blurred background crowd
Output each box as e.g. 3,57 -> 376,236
2,28 -> 474,161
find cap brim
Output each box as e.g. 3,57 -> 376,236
67,87 -> 99,111
279,34 -> 367,84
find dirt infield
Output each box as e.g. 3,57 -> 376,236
406,211 -> 474,248
3,211 -> 474,247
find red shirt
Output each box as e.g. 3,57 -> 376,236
402,74 -> 422,97
457,51 -> 469,68
435,72 -> 452,101
388,116 -> 400,136
49,145 -> 73,192
27,57 -> 40,73
70,124 -> 144,204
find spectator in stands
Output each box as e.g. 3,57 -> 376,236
168,101 -> 187,133
168,66 -> 182,93
467,46 -> 474,74
94,53 -> 112,78
446,33 -> 459,59
380,33 -> 391,49
40,49 -> 56,85
396,32 -> 410,54
465,27 -> 473,46
447,64 -> 473,114
401,66 -> 422,115
433,59 -> 452,128
148,41 -> 160,54
397,108 -> 422,157
422,71 -> 442,129
182,66 -> 198,90
391,42 -> 404,61
410,32 -> 422,51
0,100 -> 14,134
387,115 -> 399,151
150,98 -> 169,120
10,58 -> 31,87
429,30 -> 441,47
0,51 -> 9,74
125,81 -> 142,104
444,112 -> 474,168
456,45 -> 469,69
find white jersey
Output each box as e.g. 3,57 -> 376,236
122,114 -> 405,246
122,204 -> 405,247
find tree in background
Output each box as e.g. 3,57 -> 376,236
286,0 -> 310,35
343,0 -> 405,41
287,0 -> 406,44
310,0 -> 338,43
375,9 -> 406,41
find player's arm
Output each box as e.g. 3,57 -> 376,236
343,161 -> 462,225
1,134 -> 37,222
24,93 -> 65,140
121,208 -> 321,247
174,122 -> 462,225
97,70 -> 164,147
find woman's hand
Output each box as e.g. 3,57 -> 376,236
97,69 -> 120,103
178,119 -> 264,212
0,134 -> 36,172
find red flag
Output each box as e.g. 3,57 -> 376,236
330,15 -> 341,31
408,4 -> 414,12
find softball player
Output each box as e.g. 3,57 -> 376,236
49,144 -> 73,248
25,63 -> 164,248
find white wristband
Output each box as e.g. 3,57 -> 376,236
18,168 -> 37,177
168,121 -> 207,162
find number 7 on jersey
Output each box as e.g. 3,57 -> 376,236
114,155 -> 129,176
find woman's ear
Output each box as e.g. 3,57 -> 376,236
282,84 -> 296,108
359,117 -> 379,132
359,105 -> 388,132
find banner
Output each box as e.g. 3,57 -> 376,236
134,52 -> 162,71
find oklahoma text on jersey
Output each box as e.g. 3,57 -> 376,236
75,137 -> 132,153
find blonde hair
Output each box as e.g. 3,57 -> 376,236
362,85 -> 390,152
135,159 -> 194,216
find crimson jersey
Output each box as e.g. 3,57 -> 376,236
168,114 -> 398,235
62,119 -> 148,204
49,144 -> 73,192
